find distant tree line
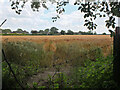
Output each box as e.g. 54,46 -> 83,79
27,27 -> 98,35
0,28 -> 29,34
0,27 -> 108,35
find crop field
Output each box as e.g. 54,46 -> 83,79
2,35 -> 114,88
2,35 -> 112,56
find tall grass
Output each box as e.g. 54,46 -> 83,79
3,41 -> 53,67
3,41 -> 104,67
2,40 -> 110,88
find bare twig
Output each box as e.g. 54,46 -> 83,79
0,19 -> 7,27
1,19 -> 24,89
52,70 -> 57,79
2,49 -> 24,89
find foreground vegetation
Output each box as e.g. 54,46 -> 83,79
2,35 -> 118,89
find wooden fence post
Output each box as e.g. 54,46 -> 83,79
113,27 -> 120,86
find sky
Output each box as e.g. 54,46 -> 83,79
0,0 -> 119,34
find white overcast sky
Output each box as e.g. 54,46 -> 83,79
0,0 -> 119,34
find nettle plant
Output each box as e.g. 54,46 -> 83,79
9,0 -> 120,30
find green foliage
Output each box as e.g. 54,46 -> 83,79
2,41 -> 54,88
9,1 -> 120,30
41,55 -> 117,89
46,73 -> 70,88
66,30 -> 74,35
103,32 -> 107,35
3,41 -> 101,71
3,41 -> 55,67
60,30 -> 66,35
53,73 -> 69,88
79,30 -> 94,35
2,41 -> 116,89
1,33 -> 47,36
50,27 -> 59,35
17,28 -> 23,32
2,29 -> 11,34
70,55 -> 118,88
31,30 -> 38,34
26,55 -> 119,89
44,29 -> 49,35
39,30 -> 44,34
2,62 -> 25,88
79,31 -> 94,35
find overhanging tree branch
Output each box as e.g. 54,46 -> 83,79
9,0 -> 120,31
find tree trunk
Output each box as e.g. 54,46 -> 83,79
113,27 -> 120,86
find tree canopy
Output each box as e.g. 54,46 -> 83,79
9,0 -> 120,30
31,30 -> 38,34
44,28 -> 49,35
2,29 -> 11,34
17,28 -> 23,32
67,30 -> 74,35
50,27 -> 59,35
60,30 -> 66,35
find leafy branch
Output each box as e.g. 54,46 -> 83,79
9,0 -> 120,30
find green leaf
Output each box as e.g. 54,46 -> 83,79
12,7 -> 15,9
78,6 -> 82,10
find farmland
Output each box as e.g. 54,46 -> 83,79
2,35 -> 112,56
2,35 -> 115,88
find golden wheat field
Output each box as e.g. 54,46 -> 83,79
2,35 -> 112,43
2,35 -> 113,56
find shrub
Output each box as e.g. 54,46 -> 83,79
70,55 -> 118,88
